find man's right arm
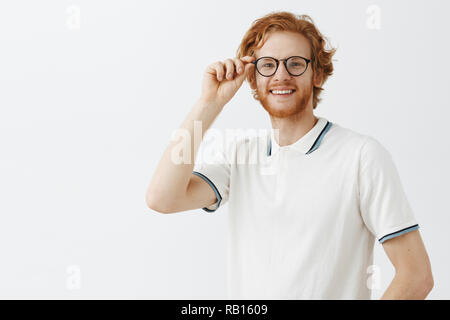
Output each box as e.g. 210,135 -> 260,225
145,98 -> 222,214
145,55 -> 255,214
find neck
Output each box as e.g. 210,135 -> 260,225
269,107 -> 318,147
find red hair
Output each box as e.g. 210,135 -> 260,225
236,11 -> 336,109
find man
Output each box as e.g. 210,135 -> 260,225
146,11 -> 433,299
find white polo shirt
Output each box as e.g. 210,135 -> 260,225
192,116 -> 419,299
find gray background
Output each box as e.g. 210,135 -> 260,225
0,0 -> 448,299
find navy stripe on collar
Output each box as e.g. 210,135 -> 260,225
306,121 -> 332,154
267,121 -> 332,156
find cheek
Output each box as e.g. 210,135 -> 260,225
256,78 -> 270,91
297,79 -> 312,89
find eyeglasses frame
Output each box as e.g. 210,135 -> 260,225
251,55 -> 312,77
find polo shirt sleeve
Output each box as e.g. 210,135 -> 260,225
192,135 -> 231,213
358,137 -> 419,244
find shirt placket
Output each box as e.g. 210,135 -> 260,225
274,149 -> 287,203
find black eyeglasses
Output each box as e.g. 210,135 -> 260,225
251,56 -> 312,77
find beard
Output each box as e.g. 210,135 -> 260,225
257,80 -> 314,118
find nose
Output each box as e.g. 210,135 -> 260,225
273,61 -> 293,81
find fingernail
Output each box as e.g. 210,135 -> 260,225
238,68 -> 243,73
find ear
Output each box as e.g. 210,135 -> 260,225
313,70 -> 323,88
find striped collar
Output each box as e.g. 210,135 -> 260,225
267,117 -> 333,156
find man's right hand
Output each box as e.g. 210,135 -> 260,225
200,56 -> 256,107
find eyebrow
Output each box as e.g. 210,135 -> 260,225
256,55 -> 310,60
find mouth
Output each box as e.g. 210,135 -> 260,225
269,89 -> 296,97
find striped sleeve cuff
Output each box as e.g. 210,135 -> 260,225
378,224 -> 419,244
192,171 -> 222,213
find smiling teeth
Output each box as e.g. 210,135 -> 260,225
271,90 -> 294,94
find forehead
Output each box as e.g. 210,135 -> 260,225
255,31 -> 311,59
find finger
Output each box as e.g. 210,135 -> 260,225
243,60 -> 255,76
236,59 -> 254,79
240,55 -> 256,63
233,57 -> 245,75
213,61 -> 225,81
239,56 -> 256,73
223,59 -> 236,80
